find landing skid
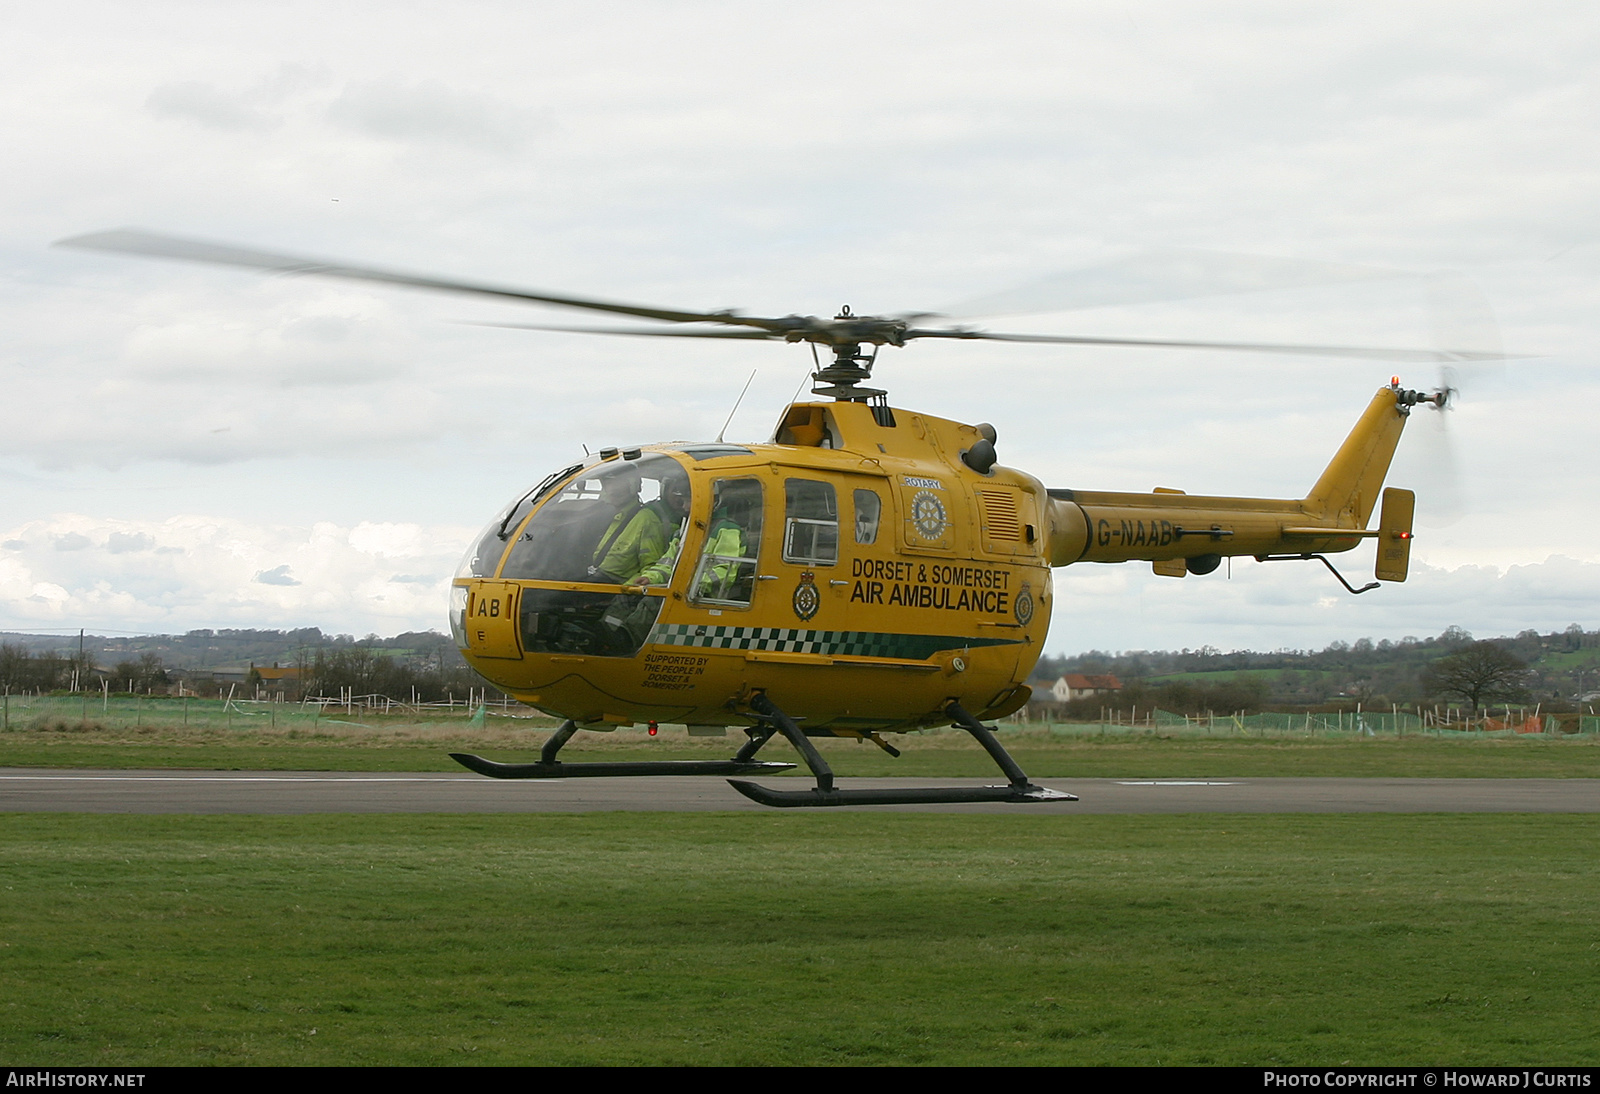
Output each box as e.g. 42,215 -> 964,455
729,695 -> 1077,808
451,752 -> 796,780
727,779 -> 1075,808
450,703 -> 1076,808
450,718 -> 795,780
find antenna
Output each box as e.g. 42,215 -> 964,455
716,370 -> 757,444
786,344 -> 820,406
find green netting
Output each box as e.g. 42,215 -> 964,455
6,692 -> 1600,737
0,692 -> 497,732
1005,708 -> 1600,737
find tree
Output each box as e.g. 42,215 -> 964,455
112,653 -> 169,693
1422,641 -> 1529,712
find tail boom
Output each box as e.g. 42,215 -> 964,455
1045,385 -> 1410,569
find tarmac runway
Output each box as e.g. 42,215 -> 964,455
2,768 -> 1597,813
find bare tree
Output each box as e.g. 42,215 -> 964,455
112,653 -> 169,693
1422,641 -> 1529,712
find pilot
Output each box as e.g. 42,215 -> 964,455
588,468 -> 665,584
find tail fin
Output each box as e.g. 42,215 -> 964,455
1303,386 -> 1409,526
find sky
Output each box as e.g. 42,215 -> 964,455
3,1 -> 1599,655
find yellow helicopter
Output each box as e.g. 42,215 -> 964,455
58,230 -> 1494,807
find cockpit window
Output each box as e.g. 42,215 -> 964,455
499,454 -> 691,584
520,588 -> 665,658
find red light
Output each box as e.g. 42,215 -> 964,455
1391,375 -> 1400,387
1399,532 -> 1413,540
648,721 -> 658,736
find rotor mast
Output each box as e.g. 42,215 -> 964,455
803,306 -> 896,401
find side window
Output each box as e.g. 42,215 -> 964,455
689,479 -> 763,607
853,489 -> 881,546
783,479 -> 838,566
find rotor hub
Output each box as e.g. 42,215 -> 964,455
810,335 -> 887,401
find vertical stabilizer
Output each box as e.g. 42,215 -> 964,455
1303,387 -> 1409,526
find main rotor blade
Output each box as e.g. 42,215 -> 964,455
464,321 -> 780,339
477,318 -> 1510,362
936,249 -> 1412,320
55,229 -> 788,332
903,327 -> 1509,363
1427,273 -> 1507,381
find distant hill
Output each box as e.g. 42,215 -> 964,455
0,628 -> 489,702
0,627 -> 460,673
10,622 -> 1599,710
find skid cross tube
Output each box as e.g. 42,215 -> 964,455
733,724 -> 779,763
945,702 -> 1036,788
747,692 -> 834,791
726,695 -> 1077,808
451,718 -> 796,780
541,719 -> 579,764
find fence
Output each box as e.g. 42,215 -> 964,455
6,690 -> 1598,737
1006,707 -> 1600,738
0,690 -> 534,732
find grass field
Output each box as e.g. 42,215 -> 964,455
2,812 -> 1596,1066
5,709 -> 1600,778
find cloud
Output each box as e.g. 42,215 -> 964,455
106,532 -> 154,554
1047,554 -> 1600,655
326,78 -> 543,151
144,66 -> 328,133
146,81 -> 278,132
30,583 -> 69,604
348,522 -> 428,557
1,510 -> 1596,655
53,533 -> 91,551
6,1 -> 1600,652
0,514 -> 473,636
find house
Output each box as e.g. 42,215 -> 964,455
251,663 -> 302,688
1050,673 -> 1123,702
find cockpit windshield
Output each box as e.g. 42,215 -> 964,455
499,453 -> 691,585
455,462 -> 583,579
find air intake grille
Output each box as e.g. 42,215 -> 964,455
976,489 -> 1020,540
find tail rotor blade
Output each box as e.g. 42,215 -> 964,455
1406,400 -> 1464,527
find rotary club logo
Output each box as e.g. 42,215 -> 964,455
910,490 -> 948,539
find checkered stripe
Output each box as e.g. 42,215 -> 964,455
645,623 -> 1017,660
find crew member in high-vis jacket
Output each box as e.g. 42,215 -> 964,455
589,468 -> 666,584
631,482 -> 693,587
